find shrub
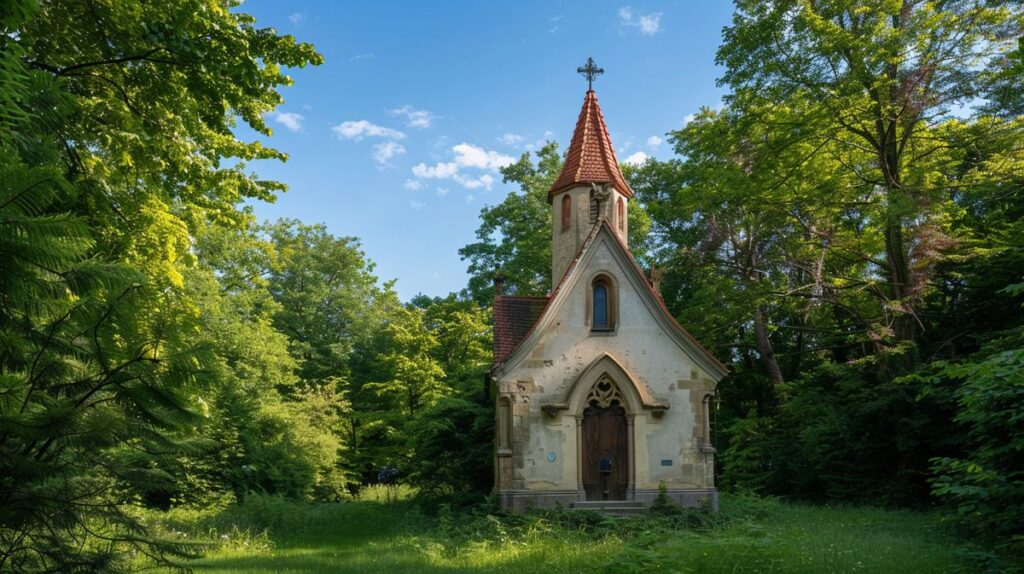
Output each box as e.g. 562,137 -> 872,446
928,324 -> 1024,555
407,397 -> 494,496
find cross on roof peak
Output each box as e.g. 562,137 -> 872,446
577,57 -> 604,91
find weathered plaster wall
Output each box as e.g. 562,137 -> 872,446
498,236 -> 717,504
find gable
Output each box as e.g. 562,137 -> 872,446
494,221 -> 728,381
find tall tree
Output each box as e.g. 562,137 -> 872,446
264,220 -> 379,387
717,0 -> 1021,366
0,0 -> 321,569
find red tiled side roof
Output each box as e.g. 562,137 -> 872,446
548,90 -> 634,200
493,295 -> 550,363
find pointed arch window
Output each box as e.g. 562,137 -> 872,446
561,194 -> 572,231
617,198 -> 625,231
590,275 -> 616,332
593,283 -> 608,327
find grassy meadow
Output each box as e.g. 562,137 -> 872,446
149,487 -> 979,574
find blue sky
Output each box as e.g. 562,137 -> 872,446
239,1 -> 734,300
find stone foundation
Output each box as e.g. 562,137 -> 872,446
499,488 -> 717,512
498,490 -> 580,511
633,487 -> 718,512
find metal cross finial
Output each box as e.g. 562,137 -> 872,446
577,57 -> 604,91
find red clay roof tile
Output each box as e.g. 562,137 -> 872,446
493,295 -> 550,363
548,90 -> 634,199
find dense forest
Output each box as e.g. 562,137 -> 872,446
1,0 -> 1022,572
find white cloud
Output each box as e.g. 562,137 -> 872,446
332,120 -> 405,141
269,111 -> 304,132
372,141 -> 405,165
403,179 -> 422,190
349,53 -> 375,62
412,161 -> 459,179
638,13 -> 661,35
682,113 -> 697,126
466,195 -> 475,203
459,173 -> 495,190
646,135 -> 662,148
288,12 -> 304,25
452,143 -> 515,170
410,143 -> 511,190
624,151 -> 649,166
409,200 -> 425,211
619,6 -> 662,36
390,105 -> 433,129
499,133 -> 525,146
436,187 -> 450,197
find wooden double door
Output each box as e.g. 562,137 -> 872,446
581,403 -> 628,500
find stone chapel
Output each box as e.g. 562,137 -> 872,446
491,79 -> 729,511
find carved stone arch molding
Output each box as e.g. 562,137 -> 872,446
541,353 -> 669,418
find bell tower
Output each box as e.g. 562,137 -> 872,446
548,63 -> 632,284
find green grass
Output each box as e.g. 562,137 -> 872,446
152,488 -> 971,573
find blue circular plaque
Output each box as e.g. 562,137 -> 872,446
546,451 -> 557,462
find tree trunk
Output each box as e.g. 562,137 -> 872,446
753,307 -> 785,386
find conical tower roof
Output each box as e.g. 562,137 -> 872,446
548,90 -> 633,200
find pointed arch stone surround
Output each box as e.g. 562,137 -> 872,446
541,352 -> 669,418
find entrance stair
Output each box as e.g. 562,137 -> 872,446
569,500 -> 646,517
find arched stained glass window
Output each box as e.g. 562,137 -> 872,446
593,282 -> 609,328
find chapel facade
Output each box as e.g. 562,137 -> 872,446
491,83 -> 729,511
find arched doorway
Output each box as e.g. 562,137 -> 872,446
580,376 -> 629,500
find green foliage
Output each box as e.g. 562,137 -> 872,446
632,6 -> 1024,560
408,397 -> 494,497
459,143 -> 561,304
929,327 -> 1024,554
716,0 -> 1021,355
1,0 -> 324,569
264,220 -> 379,386
721,361 -> 961,506
0,152 -> 208,570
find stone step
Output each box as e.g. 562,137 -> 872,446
569,500 -> 647,516
570,500 -> 644,509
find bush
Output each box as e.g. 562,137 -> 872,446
407,397 -> 494,496
720,360 -> 960,507
928,326 -> 1024,555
